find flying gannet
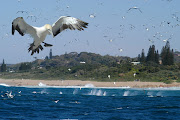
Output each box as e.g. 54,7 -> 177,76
127,7 -> 142,13
12,16 -> 88,55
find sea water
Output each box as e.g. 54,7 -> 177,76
0,84 -> 180,120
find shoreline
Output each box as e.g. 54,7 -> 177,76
0,79 -> 180,88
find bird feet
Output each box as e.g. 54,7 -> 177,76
42,42 -> 53,47
28,43 -> 44,55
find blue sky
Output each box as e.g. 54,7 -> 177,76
0,0 -> 180,64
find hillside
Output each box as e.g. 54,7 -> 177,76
1,52 -> 180,83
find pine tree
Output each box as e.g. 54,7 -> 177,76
146,46 -> 152,62
49,49 -> 52,59
170,49 -> 174,65
161,41 -> 174,65
138,54 -> 141,61
140,49 -> 146,63
146,45 -> 155,62
1,59 -> 6,72
161,46 -> 166,64
155,50 -> 159,64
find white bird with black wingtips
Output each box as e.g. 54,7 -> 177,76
12,16 -> 88,55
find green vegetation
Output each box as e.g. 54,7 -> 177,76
0,41 -> 180,83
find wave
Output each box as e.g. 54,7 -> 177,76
0,83 -> 10,87
84,83 -> 95,88
143,87 -> 180,91
1,82 -> 180,91
38,82 -> 47,87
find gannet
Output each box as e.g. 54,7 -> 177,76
12,16 -> 88,55
128,7 -> 142,13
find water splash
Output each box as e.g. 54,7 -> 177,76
123,91 -> 130,96
38,82 -> 46,87
87,89 -> 106,96
73,89 -> 79,94
40,89 -> 48,94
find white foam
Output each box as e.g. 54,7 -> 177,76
123,91 -> 130,96
0,83 -> 10,87
84,83 -> 95,88
38,82 -> 46,87
145,87 -> 180,91
22,85 -> 131,89
32,91 -> 37,94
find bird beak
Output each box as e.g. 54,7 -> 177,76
48,30 -> 54,38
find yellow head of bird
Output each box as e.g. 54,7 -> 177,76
44,24 -> 54,37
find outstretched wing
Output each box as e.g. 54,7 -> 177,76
12,17 -> 36,37
52,16 -> 88,37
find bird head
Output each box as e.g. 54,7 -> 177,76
45,24 -> 54,37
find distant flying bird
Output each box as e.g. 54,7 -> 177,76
119,48 -> 123,52
89,14 -> 96,18
16,11 -> 28,14
109,39 -> 113,42
66,6 -> 70,8
54,100 -> 59,103
128,7 -> 142,13
163,39 -> 168,42
148,39 -> 154,44
12,16 -> 88,55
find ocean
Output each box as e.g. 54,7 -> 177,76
0,83 -> 180,120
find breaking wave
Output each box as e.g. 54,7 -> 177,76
38,82 -> 47,87
0,83 -> 10,87
84,83 -> 95,88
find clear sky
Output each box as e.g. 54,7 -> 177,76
0,0 -> 180,64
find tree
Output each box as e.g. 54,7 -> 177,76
161,41 -> 174,65
19,63 -> 32,71
1,59 -> 6,72
138,54 -> 141,61
170,49 -> 174,65
49,49 -> 52,59
146,45 -> 155,62
155,50 -> 159,64
140,49 -> 146,63
45,56 -> 49,60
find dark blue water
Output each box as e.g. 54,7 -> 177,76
0,85 -> 180,120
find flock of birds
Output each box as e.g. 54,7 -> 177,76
0,89 -> 81,105
1,91 -> 20,99
0,0 -> 179,57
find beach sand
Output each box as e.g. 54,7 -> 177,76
0,78 -> 180,88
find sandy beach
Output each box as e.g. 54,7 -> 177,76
0,78 -> 180,88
